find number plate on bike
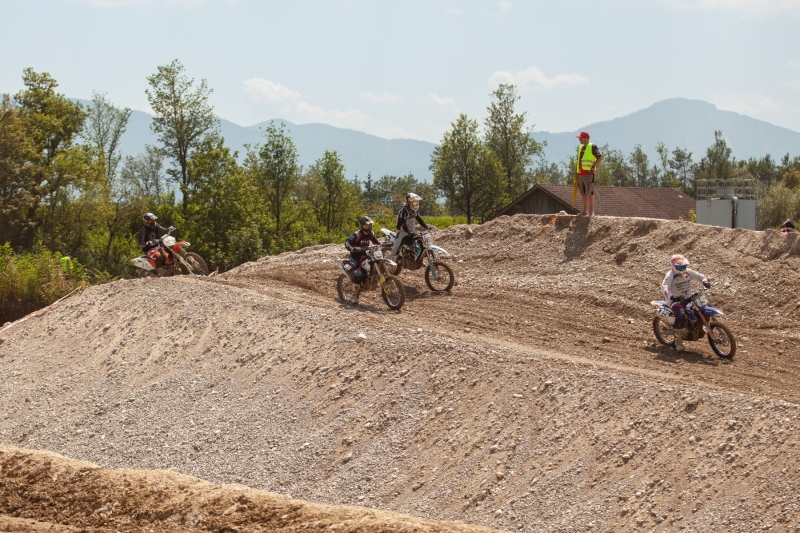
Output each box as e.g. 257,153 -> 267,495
373,249 -> 383,259
694,294 -> 708,307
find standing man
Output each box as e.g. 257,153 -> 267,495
575,131 -> 603,217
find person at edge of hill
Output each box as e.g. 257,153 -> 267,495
781,219 -> 797,234
59,252 -> 73,275
344,215 -> 381,305
390,192 -> 429,260
574,131 -> 603,217
137,212 -> 171,267
661,254 -> 711,352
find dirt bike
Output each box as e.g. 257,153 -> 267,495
650,290 -> 736,358
131,227 -> 209,278
380,228 -> 455,292
336,245 -> 406,310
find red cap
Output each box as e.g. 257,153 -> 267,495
576,131 -> 590,139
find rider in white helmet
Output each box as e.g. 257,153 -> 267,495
661,254 -> 711,351
390,192 -> 429,260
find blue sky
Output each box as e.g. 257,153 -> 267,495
2,0 -> 800,142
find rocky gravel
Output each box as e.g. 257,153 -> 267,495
1,214 -> 799,532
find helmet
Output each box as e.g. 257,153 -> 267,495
781,219 -> 795,230
143,212 -> 158,228
359,215 -> 374,233
406,192 -> 422,213
670,254 -> 690,276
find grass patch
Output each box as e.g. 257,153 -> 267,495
0,244 -> 86,305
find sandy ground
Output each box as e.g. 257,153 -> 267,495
1,214 -> 799,532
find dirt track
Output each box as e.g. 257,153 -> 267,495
1,214 -> 799,532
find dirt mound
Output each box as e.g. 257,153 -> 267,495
1,214 -> 799,532
0,445 -> 499,533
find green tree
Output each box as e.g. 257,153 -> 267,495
695,130 -> 734,184
669,147 -> 694,195
431,113 -> 505,224
366,173 -> 443,217
186,136 -> 261,270
300,150 -> 359,236
484,84 -> 544,198
0,97 -> 42,247
84,92 -> 132,182
146,59 -> 218,214
244,122 -> 303,251
628,145 -> 651,187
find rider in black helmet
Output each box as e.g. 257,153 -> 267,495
344,216 -> 380,304
781,219 -> 797,234
137,212 -> 170,265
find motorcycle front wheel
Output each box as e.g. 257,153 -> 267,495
380,274 -> 406,311
707,321 -> 736,359
652,317 -> 675,346
337,274 -> 356,302
425,261 -> 455,292
182,252 -> 209,276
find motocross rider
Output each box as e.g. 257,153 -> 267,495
137,212 -> 170,266
661,254 -> 711,351
390,192 -> 429,261
344,216 -> 380,304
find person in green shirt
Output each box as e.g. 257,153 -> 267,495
59,252 -> 73,274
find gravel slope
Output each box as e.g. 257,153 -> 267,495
1,214 -> 799,532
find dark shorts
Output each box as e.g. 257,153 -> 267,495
578,173 -> 595,196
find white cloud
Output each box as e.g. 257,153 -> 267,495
244,78 -> 413,139
426,94 -> 460,114
660,0 -> 800,13
714,93 -> 784,114
359,91 -> 404,104
445,7 -> 463,16
785,80 -> 800,90
488,65 -> 588,90
498,1 -> 514,15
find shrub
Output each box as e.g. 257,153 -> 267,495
0,244 -> 85,305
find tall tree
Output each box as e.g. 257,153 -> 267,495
120,146 -> 167,204
431,113 -> 505,224
629,145 -> 651,188
244,122 -> 302,249
484,84 -> 544,198
84,92 -> 132,181
669,147 -> 694,195
145,59 -> 218,213
301,150 -> 358,235
695,130 -> 734,183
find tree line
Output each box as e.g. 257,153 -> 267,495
431,84 -> 800,228
0,62 -> 446,281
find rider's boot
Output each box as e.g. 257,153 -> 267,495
674,329 -> 685,351
350,283 -> 361,305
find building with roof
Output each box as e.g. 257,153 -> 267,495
493,184 -> 696,220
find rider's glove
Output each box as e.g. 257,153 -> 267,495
702,280 -> 711,289
146,241 -> 155,247
168,226 -> 176,232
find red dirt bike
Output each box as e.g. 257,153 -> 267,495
131,227 -> 209,278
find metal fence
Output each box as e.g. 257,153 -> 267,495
696,179 -> 758,201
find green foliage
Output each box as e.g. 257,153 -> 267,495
431,113 -> 506,224
361,173 -> 444,217
146,59 -> 218,213
758,182 -> 800,230
484,84 -> 544,197
300,150 -> 360,239
0,244 -> 85,305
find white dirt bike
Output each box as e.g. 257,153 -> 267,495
380,228 -> 455,292
336,245 -> 406,310
650,289 -> 736,358
131,227 -> 209,278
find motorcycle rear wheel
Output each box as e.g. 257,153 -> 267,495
182,252 -> 209,276
652,317 -> 675,346
380,274 -> 406,311
138,269 -> 156,278
707,321 -> 736,359
337,274 -> 356,302
425,261 -> 455,292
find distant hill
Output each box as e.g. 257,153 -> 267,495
116,110 -> 437,182
533,98 -> 800,164
98,98 -> 800,184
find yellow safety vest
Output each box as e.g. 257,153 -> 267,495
576,142 -> 597,172
60,256 -> 71,273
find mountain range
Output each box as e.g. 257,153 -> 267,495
112,98 -> 800,183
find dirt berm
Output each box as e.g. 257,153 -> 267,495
1,214 -> 799,532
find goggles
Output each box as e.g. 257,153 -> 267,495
410,200 -> 420,208
674,263 -> 687,272
361,223 -> 373,231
